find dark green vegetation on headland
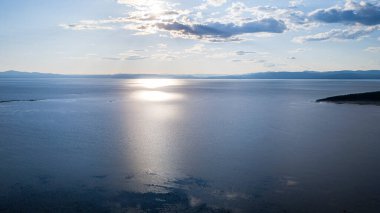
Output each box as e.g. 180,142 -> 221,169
0,99 -> 41,103
2,70 -> 380,79
316,91 -> 380,105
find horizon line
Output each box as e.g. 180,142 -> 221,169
2,69 -> 380,76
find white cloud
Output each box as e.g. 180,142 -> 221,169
236,51 -> 255,55
184,44 -> 225,58
116,0 -> 168,9
151,53 -> 178,61
63,0 -> 300,42
227,2 -> 246,16
289,0 -> 304,8
293,26 -> 380,43
225,4 -> 312,31
185,44 -> 206,54
61,0 -> 378,43
288,48 -> 309,53
257,6 -> 311,30
197,0 -> 227,10
60,20 -> 114,30
103,50 -> 149,61
157,43 -> 168,49
309,0 -> 380,26
207,0 -> 227,7
364,46 -> 380,53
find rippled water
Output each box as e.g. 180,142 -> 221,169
1,78 -> 380,212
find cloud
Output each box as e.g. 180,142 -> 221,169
63,0 -> 301,42
207,0 -> 227,7
66,1 -> 380,43
103,49 -> 149,61
152,53 -> 178,61
124,55 -> 148,60
227,2 -> 247,16
288,48 -> 309,53
293,26 -> 379,43
287,56 -> 296,59
102,55 -> 147,61
289,0 -> 304,8
185,44 -> 206,54
231,58 -> 258,63
184,44 -> 236,58
309,1 -> 380,26
116,0 -> 168,9
197,0 -> 227,10
236,51 -> 255,55
263,62 -> 276,67
60,0 -> 379,44
364,46 -> 380,52
102,57 -> 121,60
157,43 -> 168,49
60,21 -> 114,30
231,58 -> 278,67
117,0 -> 153,5
155,18 -> 286,40
225,4 -> 312,31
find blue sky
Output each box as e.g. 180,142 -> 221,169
0,0 -> 379,74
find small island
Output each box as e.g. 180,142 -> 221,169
316,91 -> 380,106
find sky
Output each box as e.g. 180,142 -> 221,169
0,0 -> 379,74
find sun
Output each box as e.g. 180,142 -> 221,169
148,2 -> 165,14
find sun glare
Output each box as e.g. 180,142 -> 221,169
133,79 -> 182,89
130,79 -> 184,102
149,3 -> 164,14
132,90 -> 183,102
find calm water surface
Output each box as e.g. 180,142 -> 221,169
1,79 -> 380,212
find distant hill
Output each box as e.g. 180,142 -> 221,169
1,70 -> 380,79
0,70 -> 64,78
218,70 -> 380,79
0,70 -> 198,79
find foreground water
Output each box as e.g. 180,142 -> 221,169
1,78 -> 380,212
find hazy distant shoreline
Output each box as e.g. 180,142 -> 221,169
1,70 -> 380,79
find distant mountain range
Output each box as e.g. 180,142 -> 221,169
1,70 -> 380,79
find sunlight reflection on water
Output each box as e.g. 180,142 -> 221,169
129,79 -> 185,102
130,79 -> 184,89
131,90 -> 184,102
124,79 -> 186,188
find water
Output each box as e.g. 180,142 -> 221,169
1,78 -> 380,212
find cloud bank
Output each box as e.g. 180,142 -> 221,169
156,18 -> 286,40
293,26 -> 379,43
61,0 -> 380,43
310,1 -> 380,26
